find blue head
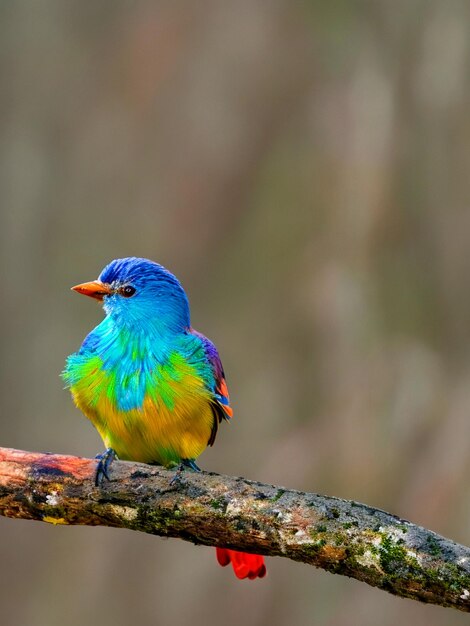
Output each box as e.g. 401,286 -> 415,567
72,257 -> 190,333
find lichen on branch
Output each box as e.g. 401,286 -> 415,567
0,446 -> 469,612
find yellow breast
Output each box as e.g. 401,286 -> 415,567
70,361 -> 216,467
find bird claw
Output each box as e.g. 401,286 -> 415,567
95,448 -> 117,486
169,458 -> 201,486
169,466 -> 184,487
182,458 -> 201,472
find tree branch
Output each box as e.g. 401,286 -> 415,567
0,446 -> 469,611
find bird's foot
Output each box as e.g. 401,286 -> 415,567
169,458 -> 201,486
95,448 -> 117,486
182,458 -> 201,472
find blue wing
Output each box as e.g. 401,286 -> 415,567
190,328 -> 232,446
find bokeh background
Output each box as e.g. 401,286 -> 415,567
1,1 -> 470,625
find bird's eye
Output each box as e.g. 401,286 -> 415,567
120,285 -> 136,298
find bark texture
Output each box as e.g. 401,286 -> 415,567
0,446 -> 469,612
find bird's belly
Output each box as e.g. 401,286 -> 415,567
74,384 -> 214,466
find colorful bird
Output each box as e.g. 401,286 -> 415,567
63,257 -> 266,580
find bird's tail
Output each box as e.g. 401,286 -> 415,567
216,548 -> 266,580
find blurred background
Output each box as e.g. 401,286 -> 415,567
1,1 -> 470,624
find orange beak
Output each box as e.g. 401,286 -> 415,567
71,281 -> 113,301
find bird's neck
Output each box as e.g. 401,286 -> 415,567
93,314 -> 181,367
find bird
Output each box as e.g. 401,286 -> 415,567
63,257 -> 266,580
